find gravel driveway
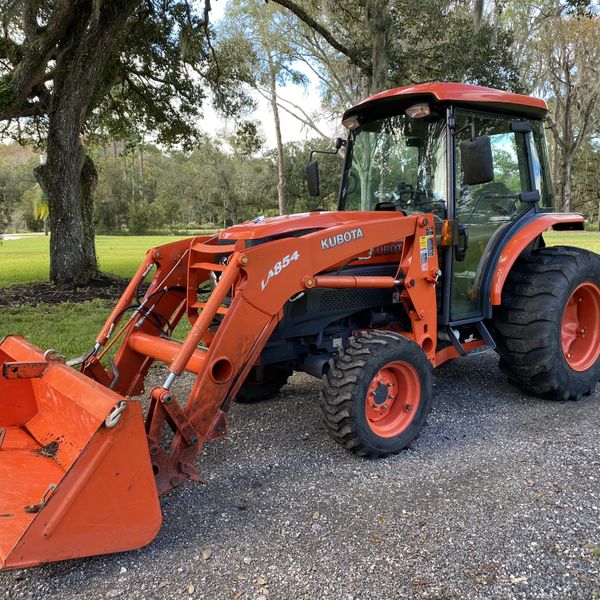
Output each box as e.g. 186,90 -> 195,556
3,352 -> 600,599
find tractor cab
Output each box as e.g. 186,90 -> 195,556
334,83 -> 554,323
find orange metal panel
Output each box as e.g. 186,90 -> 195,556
434,340 -> 486,366
490,213 -> 585,305
2,401 -> 161,569
0,337 -> 161,570
344,82 -> 548,119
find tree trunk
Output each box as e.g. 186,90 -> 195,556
268,55 -> 287,215
559,152 -> 573,213
364,0 -> 391,94
551,134 -> 560,210
35,0 -> 138,284
35,131 -> 98,284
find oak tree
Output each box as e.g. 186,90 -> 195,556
0,0 -> 250,283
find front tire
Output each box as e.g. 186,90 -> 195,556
236,364 -> 292,404
493,246 -> 600,400
321,331 -> 433,457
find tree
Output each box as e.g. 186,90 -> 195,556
22,184 -> 49,234
538,13 -> 600,211
271,0 -> 520,109
220,2 -> 309,215
0,0 -> 251,283
0,188 -> 9,238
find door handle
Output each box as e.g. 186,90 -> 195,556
455,224 -> 469,262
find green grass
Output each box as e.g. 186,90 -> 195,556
0,234 -> 216,286
0,300 -> 113,358
544,231 -> 600,253
0,299 -> 192,360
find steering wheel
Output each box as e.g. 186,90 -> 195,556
486,194 -> 518,216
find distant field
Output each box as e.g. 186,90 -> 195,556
543,231 -> 600,253
0,234 -> 201,285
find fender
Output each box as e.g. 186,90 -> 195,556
489,212 -> 584,306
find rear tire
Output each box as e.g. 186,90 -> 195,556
236,364 -> 291,404
493,246 -> 600,400
321,331 -> 432,457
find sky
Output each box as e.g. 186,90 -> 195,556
198,0 -> 336,149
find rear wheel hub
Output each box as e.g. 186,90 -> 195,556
561,282 -> 600,372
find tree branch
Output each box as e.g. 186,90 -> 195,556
0,101 -> 44,121
268,0 -> 370,73
255,83 -> 329,139
9,0 -> 84,106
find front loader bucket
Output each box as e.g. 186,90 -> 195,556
0,336 -> 161,570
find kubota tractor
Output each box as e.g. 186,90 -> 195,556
1,83 -> 598,569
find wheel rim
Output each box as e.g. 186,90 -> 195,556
561,282 -> 600,372
365,361 -> 421,438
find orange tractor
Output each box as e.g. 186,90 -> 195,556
1,83 -> 598,569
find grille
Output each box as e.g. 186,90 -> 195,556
318,266 -> 394,312
319,288 -> 390,312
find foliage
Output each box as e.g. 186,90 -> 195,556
272,0 -> 520,110
533,10 -> 600,211
0,1 -> 253,146
0,187 -> 9,237
0,0 -> 255,283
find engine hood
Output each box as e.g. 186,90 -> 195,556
219,211 -> 384,243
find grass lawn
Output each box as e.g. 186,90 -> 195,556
0,234 -> 203,286
544,231 -> 600,253
0,300 -> 113,358
0,229 -> 598,359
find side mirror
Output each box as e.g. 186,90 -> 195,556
460,135 -> 494,186
305,160 -> 320,197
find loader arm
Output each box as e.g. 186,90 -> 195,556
83,213 -> 440,494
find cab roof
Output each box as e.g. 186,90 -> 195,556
342,82 -> 548,124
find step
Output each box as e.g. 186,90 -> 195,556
191,303 -> 228,315
191,243 -> 236,254
190,262 -> 227,272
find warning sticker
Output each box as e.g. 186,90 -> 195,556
420,249 -> 429,271
427,235 -> 435,257
419,236 -> 429,271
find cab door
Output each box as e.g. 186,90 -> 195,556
450,110 -> 534,322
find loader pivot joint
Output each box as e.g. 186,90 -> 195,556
150,387 -> 200,447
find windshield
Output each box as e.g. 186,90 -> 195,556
340,114 -> 447,217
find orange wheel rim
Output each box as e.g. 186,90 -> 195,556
365,361 -> 421,438
561,282 -> 600,372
